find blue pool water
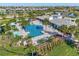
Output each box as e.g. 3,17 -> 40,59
23,25 -> 43,37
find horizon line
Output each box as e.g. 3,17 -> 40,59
0,3 -> 79,6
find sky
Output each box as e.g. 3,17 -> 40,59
0,3 -> 79,6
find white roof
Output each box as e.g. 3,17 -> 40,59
31,20 -> 43,25
49,16 -> 77,26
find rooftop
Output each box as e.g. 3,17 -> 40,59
49,15 -> 77,26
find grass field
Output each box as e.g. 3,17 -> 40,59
0,41 -> 79,56
0,18 -> 11,25
48,42 -> 79,56
0,44 -> 36,56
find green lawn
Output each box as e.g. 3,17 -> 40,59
0,18 -> 12,25
0,45 -> 36,56
0,47 -> 16,56
48,42 -> 79,56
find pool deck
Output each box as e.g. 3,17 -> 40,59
14,23 -> 29,38
31,33 -> 51,45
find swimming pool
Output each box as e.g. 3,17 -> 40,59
23,25 -> 43,37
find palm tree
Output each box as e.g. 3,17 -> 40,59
42,18 -> 50,25
27,12 -> 36,19
0,13 -> 6,19
49,43 -> 52,51
52,36 -> 62,47
68,26 -> 76,34
58,25 -> 69,34
76,19 -> 79,26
